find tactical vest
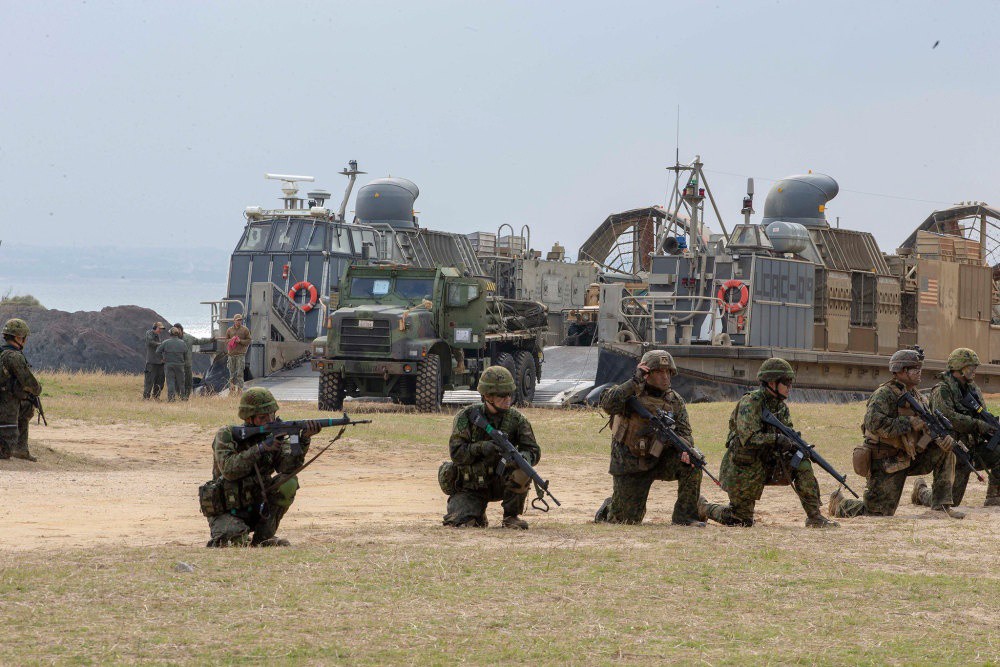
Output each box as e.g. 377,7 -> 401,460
863,380 -> 931,457
611,390 -> 674,458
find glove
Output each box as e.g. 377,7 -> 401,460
473,441 -> 500,457
909,416 -> 925,432
976,421 -> 996,437
257,437 -> 282,455
774,434 -> 797,453
936,434 -> 955,453
632,363 -> 650,385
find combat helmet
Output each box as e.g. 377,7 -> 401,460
478,365 -> 516,396
757,357 -> 794,382
947,348 -> 980,371
238,387 -> 279,420
640,350 -> 677,374
2,318 -> 30,338
889,349 -> 923,373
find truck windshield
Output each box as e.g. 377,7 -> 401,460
350,278 -> 391,298
395,277 -> 435,299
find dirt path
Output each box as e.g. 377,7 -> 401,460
3,421 -> 999,552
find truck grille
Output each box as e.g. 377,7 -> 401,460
339,318 -> 392,354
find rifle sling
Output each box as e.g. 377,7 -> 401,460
266,426 -> 348,494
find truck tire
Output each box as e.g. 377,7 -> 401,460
318,369 -> 345,411
513,350 -> 537,406
415,355 -> 443,412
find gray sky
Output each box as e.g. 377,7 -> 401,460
2,1 -> 998,263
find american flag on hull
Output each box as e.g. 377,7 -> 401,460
920,278 -> 939,306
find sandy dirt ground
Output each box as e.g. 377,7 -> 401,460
3,418 -> 999,552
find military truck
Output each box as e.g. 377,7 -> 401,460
312,264 -> 547,411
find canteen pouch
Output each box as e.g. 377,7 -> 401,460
198,478 -> 227,516
852,445 -> 872,478
438,461 -> 459,496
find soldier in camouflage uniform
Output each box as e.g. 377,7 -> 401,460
699,358 -> 838,528
911,347 -> 1000,508
202,387 -> 320,547
829,349 -> 963,519
441,366 -> 542,529
0,319 -> 42,462
593,350 -> 705,526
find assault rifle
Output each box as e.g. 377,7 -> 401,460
471,410 -> 560,512
28,395 -> 47,426
761,408 -> 860,498
231,415 -> 372,493
626,396 -> 722,487
897,393 -> 985,483
958,392 -> 1000,454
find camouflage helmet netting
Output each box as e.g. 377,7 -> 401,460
2,318 -> 30,337
478,365 -> 516,396
889,349 -> 923,373
757,357 -> 795,382
947,348 -> 980,371
640,350 -> 677,373
238,387 -> 279,420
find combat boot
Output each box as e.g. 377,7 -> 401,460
502,516 -> 529,530
984,483 -> 1000,507
805,515 -> 839,528
256,537 -> 291,547
827,487 -> 844,518
911,478 -> 929,505
932,505 -> 966,519
696,496 -> 709,522
12,452 -> 37,462
672,518 -> 707,528
594,497 -> 612,523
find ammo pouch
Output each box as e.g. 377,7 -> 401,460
438,461 -> 459,496
730,438 -> 757,467
613,413 -> 664,458
457,461 -> 492,491
198,478 -> 227,516
852,445 -> 872,478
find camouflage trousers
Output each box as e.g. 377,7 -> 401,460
443,474 -> 528,527
596,453 -> 703,524
228,354 -> 246,391
206,477 -> 299,547
703,447 -> 823,527
164,363 -> 186,402
184,364 -> 193,400
143,362 -> 164,399
913,442 -> 999,507
834,444 -> 954,517
0,400 -> 34,459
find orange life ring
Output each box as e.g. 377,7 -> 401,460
717,279 -> 749,313
289,281 -> 319,312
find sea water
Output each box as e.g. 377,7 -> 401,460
0,276 -> 227,339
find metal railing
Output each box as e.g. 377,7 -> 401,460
616,293 -> 729,344
270,283 -> 306,340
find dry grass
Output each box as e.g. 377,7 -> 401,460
3,372 -> 999,665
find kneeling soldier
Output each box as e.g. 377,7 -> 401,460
830,349 -> 963,519
594,350 -> 704,526
912,347 -> 1000,509
441,366 -> 541,529
201,387 -> 320,547
700,358 -> 838,528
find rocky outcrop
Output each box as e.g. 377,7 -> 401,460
0,304 -> 210,374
